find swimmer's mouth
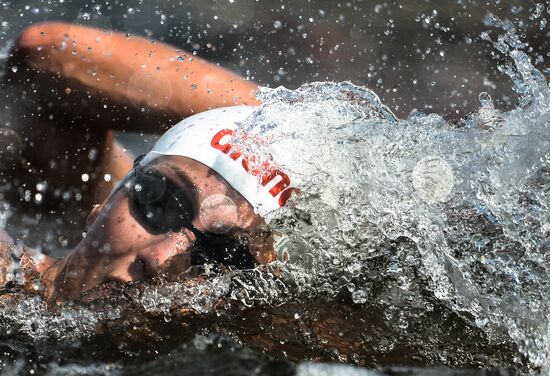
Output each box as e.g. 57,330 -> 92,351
126,236 -> 256,283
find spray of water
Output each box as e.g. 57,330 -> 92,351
231,28 -> 549,372
0,19 -> 547,374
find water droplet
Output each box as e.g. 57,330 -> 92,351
398,317 -> 409,329
478,91 -> 492,105
412,156 -> 454,203
351,290 -> 368,304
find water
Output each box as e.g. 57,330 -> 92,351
232,26 -> 549,372
0,14 -> 548,376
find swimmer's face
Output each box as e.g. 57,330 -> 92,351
80,156 -> 275,284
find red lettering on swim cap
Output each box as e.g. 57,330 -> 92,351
211,129 -> 233,154
229,149 -> 242,161
242,155 -> 270,177
261,169 -> 290,197
210,128 -> 299,209
241,155 -> 250,172
278,187 -> 300,207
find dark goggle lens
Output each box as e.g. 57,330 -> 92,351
129,170 -> 195,234
125,159 -> 257,270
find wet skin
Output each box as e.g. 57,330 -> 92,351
40,155 -> 276,302
0,22 -> 269,302
3,21 -> 259,209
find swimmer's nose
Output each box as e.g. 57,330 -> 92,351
135,228 -> 197,277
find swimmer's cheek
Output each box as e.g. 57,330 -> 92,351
134,231 -> 196,277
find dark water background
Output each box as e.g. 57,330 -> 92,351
0,0 -> 548,118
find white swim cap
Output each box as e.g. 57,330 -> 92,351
140,106 -> 299,216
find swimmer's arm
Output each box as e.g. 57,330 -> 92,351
6,22 -> 260,132
5,22 -> 260,201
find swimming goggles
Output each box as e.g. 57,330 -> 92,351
119,154 -> 257,269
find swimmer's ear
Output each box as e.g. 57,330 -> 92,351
86,203 -> 104,229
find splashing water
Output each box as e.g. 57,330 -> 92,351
233,31 -> 549,372
0,295 -> 123,341
0,21 -> 547,375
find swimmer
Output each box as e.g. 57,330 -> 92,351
0,23 -> 294,302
